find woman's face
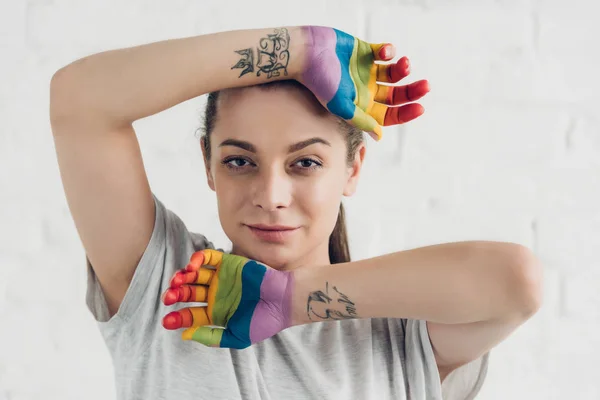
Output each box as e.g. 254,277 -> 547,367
203,85 -> 365,270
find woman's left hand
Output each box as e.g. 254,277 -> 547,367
297,26 -> 431,141
161,249 -> 294,349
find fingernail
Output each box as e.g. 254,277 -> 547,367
380,45 -> 390,59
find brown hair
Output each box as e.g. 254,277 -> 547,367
199,80 -> 364,264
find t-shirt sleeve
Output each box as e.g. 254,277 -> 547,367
85,193 -> 217,342
440,345 -> 489,400
403,319 -> 489,400
402,319 -> 444,399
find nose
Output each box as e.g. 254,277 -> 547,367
251,165 -> 292,211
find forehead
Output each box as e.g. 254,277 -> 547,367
213,86 -> 345,151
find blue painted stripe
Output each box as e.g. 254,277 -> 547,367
219,260 -> 266,349
326,28 -> 357,120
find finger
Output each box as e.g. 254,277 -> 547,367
186,249 -> 223,271
169,267 -> 215,288
377,56 -> 410,83
183,327 -> 250,350
370,102 -> 425,126
162,307 -> 210,330
374,80 -> 431,105
350,107 -> 383,141
370,43 -> 396,61
162,284 -> 209,306
182,326 -> 224,348
170,248 -> 224,287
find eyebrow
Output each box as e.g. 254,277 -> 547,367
218,137 -> 331,153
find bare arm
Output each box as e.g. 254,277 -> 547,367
51,26 -> 307,125
50,26 -> 307,318
289,241 -> 543,381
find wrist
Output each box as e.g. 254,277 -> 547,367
288,25 -> 312,81
286,265 -> 318,328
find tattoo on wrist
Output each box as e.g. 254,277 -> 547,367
306,282 -> 358,322
231,28 -> 290,79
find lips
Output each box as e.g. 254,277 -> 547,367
246,224 -> 299,243
248,224 -> 297,231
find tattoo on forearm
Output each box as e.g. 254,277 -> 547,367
231,48 -> 254,77
257,28 -> 290,78
231,28 -> 290,79
306,282 -> 358,322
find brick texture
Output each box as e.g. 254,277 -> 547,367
1,0 -> 598,398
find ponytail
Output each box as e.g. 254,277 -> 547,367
328,202 -> 350,264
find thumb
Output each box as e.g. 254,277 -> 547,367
182,326 -> 223,347
351,107 -> 383,141
183,326 -> 250,350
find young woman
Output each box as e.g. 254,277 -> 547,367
50,25 -> 543,399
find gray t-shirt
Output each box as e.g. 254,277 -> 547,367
86,194 -> 489,400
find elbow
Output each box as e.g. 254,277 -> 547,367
508,244 -> 544,319
50,67 -> 76,126
50,60 -> 89,125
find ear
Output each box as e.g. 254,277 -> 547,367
200,138 -> 216,192
343,142 -> 366,197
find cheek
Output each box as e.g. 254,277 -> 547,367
213,176 -> 246,218
299,190 -> 341,248
297,174 -> 344,220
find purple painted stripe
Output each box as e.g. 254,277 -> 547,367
300,26 -> 342,105
249,268 -> 293,343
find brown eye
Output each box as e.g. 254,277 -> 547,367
221,157 -> 254,170
294,158 -> 322,170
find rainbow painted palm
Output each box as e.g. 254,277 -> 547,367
300,26 -> 429,140
162,249 -> 292,349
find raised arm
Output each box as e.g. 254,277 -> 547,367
49,26 -> 307,318
50,27 -> 308,125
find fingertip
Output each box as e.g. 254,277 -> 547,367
186,260 -> 201,272
379,44 -> 395,61
408,103 -> 425,122
170,271 -> 185,288
188,251 -> 205,270
421,79 -> 431,93
373,125 -> 383,141
163,311 -> 182,330
388,58 -> 411,82
162,288 -> 179,306
401,56 -> 410,69
416,103 -> 425,116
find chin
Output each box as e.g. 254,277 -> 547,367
236,241 -> 298,270
253,248 -> 296,270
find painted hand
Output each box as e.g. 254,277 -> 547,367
298,26 -> 430,141
161,249 -> 294,349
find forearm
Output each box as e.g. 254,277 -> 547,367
290,241 -> 541,326
50,26 -> 308,126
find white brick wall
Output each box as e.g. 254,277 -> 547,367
1,0 -> 598,398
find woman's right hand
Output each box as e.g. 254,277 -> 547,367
161,249 -> 294,349
296,26 -> 430,141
